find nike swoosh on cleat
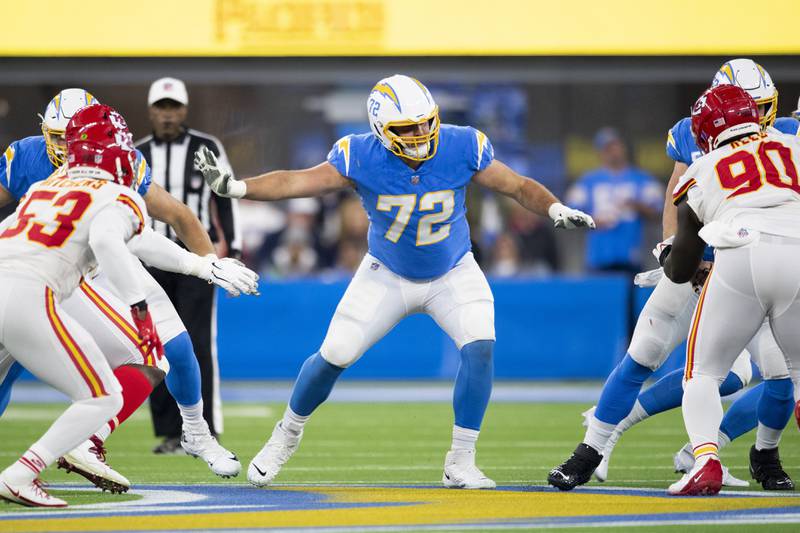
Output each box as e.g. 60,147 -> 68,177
253,465 -> 268,477
444,473 -> 451,480
3,483 -> 20,499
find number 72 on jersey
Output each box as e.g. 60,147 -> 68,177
377,190 -> 454,246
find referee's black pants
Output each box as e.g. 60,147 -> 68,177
147,268 -> 220,437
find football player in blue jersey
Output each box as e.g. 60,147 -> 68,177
195,74 -> 595,489
0,89 -> 252,490
549,59 -> 799,491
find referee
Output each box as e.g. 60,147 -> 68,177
136,77 -> 242,453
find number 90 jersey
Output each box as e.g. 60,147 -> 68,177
0,172 -> 147,301
672,131 -> 800,245
327,125 -> 494,280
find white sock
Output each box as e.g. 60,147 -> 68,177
96,425 -> 112,442
755,422 -> 782,451
2,446 -> 52,484
583,416 -> 615,453
281,406 -> 309,436
451,426 -> 479,451
682,375 -> 722,461
616,400 -> 650,433
179,400 -> 208,434
718,430 -> 731,450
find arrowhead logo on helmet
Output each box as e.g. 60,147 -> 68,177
65,104 -> 137,189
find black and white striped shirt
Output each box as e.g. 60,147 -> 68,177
136,128 -> 242,256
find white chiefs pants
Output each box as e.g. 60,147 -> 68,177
685,234 -> 800,383
628,267 -> 789,385
65,261 -> 187,372
320,252 -> 495,368
0,275 -> 121,400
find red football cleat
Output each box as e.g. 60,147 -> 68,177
668,457 -> 723,496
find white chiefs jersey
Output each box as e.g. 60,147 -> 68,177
0,170 -> 146,301
672,131 -> 800,247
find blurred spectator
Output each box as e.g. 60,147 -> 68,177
505,201 -> 559,273
264,198 -> 319,277
489,233 -> 522,277
272,225 -> 318,277
566,128 -> 662,275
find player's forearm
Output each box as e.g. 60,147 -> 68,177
169,209 -> 215,256
662,163 -> 687,239
128,228 -> 208,277
662,199 -> 678,239
514,178 -> 560,217
242,170 -> 314,201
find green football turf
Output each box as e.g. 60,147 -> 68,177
1,398 -> 799,530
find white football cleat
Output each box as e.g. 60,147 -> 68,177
181,430 -> 241,478
668,456 -> 723,496
248,422 -> 302,487
58,436 -> 130,494
673,442 -> 695,473
442,449 -> 496,489
722,465 -> 749,487
0,477 -> 67,507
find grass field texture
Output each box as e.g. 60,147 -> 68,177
1,399 -> 799,531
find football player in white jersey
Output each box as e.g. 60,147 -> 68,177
0,93 -> 258,491
0,107 -> 164,507
665,85 -> 800,495
550,59 -> 799,491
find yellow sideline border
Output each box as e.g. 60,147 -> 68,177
3,0 -> 800,56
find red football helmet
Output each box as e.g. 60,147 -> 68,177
65,104 -> 130,144
66,104 -> 136,188
691,85 -> 760,154
67,123 -> 136,188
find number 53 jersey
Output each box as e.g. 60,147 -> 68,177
672,131 -> 800,245
0,172 -> 146,301
327,125 -> 494,280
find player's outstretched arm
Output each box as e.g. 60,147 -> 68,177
128,228 -> 259,297
473,160 -> 595,230
194,145 -> 350,201
663,201 -> 706,284
662,161 -> 688,239
144,182 -> 215,256
90,204 -> 165,357
88,206 -> 148,307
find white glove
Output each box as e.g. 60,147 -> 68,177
652,235 -> 675,265
548,202 -> 596,230
634,267 -> 663,287
194,145 -> 246,199
192,255 -> 260,297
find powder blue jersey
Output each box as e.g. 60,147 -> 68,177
327,125 -> 493,280
0,135 -> 152,201
666,116 -> 800,166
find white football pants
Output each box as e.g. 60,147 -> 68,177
320,252 -> 495,368
683,235 -> 800,452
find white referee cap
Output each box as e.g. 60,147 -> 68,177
148,77 -> 188,106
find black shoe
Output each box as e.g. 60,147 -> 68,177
548,443 -> 603,491
152,437 -> 185,455
750,445 -> 794,491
